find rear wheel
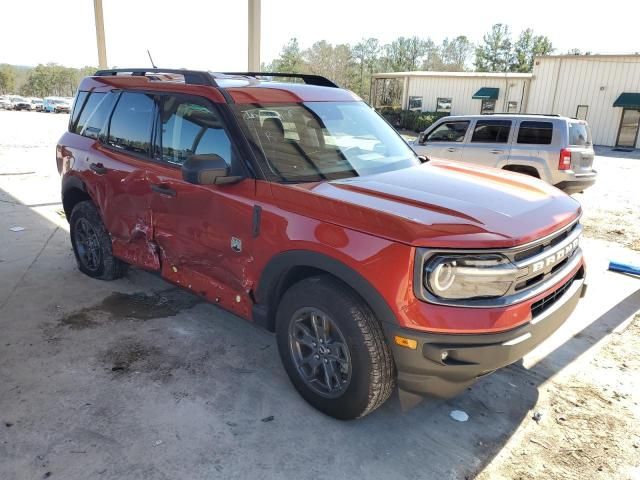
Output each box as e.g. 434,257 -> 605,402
69,201 -> 127,280
276,275 -> 395,420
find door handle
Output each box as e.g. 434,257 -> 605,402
89,162 -> 107,175
446,147 -> 458,152
151,184 -> 177,197
490,149 -> 504,154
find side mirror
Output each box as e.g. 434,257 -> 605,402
181,154 -> 242,185
418,132 -> 427,144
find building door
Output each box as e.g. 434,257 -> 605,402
616,109 -> 640,148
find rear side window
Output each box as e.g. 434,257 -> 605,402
569,122 -> 591,146
69,91 -> 88,132
426,121 -> 469,143
107,92 -> 155,155
157,95 -> 232,166
517,121 -> 553,145
80,92 -> 117,140
471,120 -> 511,143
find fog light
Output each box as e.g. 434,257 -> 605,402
394,335 -> 417,350
441,350 -> 449,361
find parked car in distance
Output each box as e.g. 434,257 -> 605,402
0,96 -> 12,109
14,97 -> 43,111
57,69 -> 587,420
43,96 -> 72,113
32,97 -> 44,111
8,95 -> 26,110
412,114 -> 597,194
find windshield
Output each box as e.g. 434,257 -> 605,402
233,101 -> 419,182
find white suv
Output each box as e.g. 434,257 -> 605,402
412,114 -> 597,194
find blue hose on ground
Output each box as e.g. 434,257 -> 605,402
608,261 -> 640,276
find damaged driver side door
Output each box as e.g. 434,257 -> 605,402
91,90 -> 160,270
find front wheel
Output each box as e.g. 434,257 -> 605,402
276,275 -> 395,420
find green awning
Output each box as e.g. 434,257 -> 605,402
613,92 -> 640,108
472,87 -> 499,100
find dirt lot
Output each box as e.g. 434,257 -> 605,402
0,111 -> 639,480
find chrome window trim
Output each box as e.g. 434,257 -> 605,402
413,220 -> 583,308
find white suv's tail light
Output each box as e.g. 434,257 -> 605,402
558,148 -> 572,170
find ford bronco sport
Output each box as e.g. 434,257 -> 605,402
57,69 -> 586,420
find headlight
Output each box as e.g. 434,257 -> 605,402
425,254 -> 518,300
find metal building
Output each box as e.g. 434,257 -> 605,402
372,54 -> 640,148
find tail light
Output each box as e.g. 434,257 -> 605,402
558,149 -> 572,170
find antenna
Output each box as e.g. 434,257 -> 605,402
147,50 -> 157,69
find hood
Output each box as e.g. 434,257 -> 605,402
270,160 -> 581,248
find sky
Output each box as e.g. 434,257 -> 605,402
1,0 -> 639,70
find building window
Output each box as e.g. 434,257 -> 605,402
408,96 -> 422,111
508,101 -> 519,113
576,105 -> 588,120
481,99 -> 496,115
436,97 -> 452,113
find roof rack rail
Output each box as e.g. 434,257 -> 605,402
221,72 -> 338,88
94,68 -> 217,87
489,112 -> 561,117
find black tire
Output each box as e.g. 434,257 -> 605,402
69,200 -> 127,280
276,275 -> 395,420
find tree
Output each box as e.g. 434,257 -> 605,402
380,36 -> 429,72
270,38 -> 305,73
511,29 -> 553,72
20,63 -> 79,97
438,36 -> 473,71
353,38 -> 380,99
0,64 -> 16,94
475,24 -> 513,72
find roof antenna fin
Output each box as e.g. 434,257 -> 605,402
147,50 -> 157,69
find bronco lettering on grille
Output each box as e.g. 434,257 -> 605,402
531,238 -> 579,274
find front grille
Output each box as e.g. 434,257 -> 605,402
513,222 -> 577,262
531,268 -> 582,318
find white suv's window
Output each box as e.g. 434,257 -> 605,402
517,121 -> 553,145
569,122 -> 591,146
471,120 -> 511,143
426,121 -> 469,143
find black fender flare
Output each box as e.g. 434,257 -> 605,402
61,174 -> 87,195
253,249 -> 398,331
61,175 -> 92,219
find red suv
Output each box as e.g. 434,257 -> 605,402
57,69 -> 586,420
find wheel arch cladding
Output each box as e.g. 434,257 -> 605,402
62,176 -> 92,220
254,250 -> 398,332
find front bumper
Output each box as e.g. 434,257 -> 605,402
385,270 -> 586,398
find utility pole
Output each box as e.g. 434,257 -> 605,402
248,0 -> 261,70
93,0 -> 108,68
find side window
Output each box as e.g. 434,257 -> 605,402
517,121 -> 553,145
471,120 -> 512,143
69,91 -> 88,132
80,92 -> 117,140
426,121 -> 470,143
158,96 -> 232,166
107,92 -> 155,155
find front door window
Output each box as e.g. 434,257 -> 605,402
617,109 -> 640,148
